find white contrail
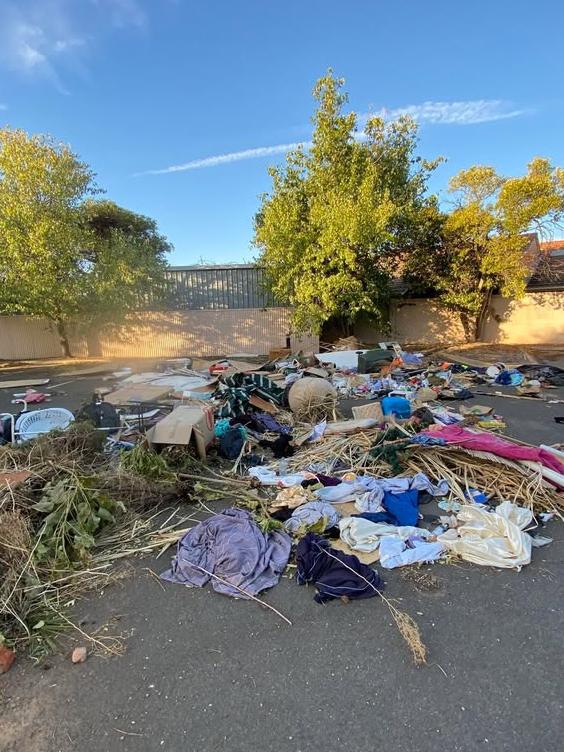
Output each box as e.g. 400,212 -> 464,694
138,141 -> 312,176
138,99 -> 526,176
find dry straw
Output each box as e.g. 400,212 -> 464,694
316,545 -> 427,666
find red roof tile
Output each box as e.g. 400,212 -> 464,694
539,240 -> 564,252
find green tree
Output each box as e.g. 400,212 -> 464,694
405,159 -> 564,340
79,198 -> 171,322
0,129 -> 169,356
253,71 -> 441,335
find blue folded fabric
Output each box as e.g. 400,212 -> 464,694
354,488 -> 420,527
410,434 -> 446,446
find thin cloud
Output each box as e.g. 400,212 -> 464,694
53,37 -> 86,53
91,0 -> 147,29
137,141 -> 312,176
139,98 -> 528,177
0,104 -> 8,111
364,99 -> 527,125
0,10 -> 71,93
0,0 -> 147,91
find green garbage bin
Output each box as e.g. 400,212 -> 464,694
357,349 -> 394,374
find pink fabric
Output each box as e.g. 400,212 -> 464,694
24,389 -> 48,404
424,425 -> 564,475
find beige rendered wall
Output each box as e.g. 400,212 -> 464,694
4,293 -> 558,358
0,308 -> 319,360
391,300 -> 467,343
0,316 -> 88,360
483,292 -> 564,344
389,292 -> 564,345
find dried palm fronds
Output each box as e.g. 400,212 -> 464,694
94,468 -> 184,510
403,446 -> 562,514
288,390 -> 338,424
0,423 -> 107,473
0,423 -> 193,656
286,426 -> 563,516
283,430 -> 383,473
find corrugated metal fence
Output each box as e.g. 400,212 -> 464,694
161,265 -> 279,310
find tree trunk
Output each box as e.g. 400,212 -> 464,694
474,289 -> 493,341
56,321 -> 73,358
459,313 -> 474,342
336,316 -> 351,337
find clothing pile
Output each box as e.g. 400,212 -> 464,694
161,508 -> 291,597
156,347 -> 559,619
296,533 -> 382,603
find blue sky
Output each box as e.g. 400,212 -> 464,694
1,0 -> 563,265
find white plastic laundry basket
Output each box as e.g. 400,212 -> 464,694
15,408 -> 74,443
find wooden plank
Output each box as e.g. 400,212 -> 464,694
103,384 -> 171,404
0,378 -> 50,390
59,365 -> 115,377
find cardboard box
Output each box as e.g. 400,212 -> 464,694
352,401 -> 384,422
269,348 -> 291,361
146,405 -> 215,459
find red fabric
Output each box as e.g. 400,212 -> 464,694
424,425 -> 564,475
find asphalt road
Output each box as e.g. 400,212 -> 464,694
1,367 -> 564,752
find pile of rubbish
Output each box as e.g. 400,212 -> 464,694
0,345 -> 562,669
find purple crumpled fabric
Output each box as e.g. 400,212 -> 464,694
251,412 -> 292,434
161,508 -> 291,598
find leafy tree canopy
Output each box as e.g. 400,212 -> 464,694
405,158 -> 564,339
253,71 -> 441,334
0,128 -> 169,356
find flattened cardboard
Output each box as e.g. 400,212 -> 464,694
170,378 -> 218,400
331,539 -> 380,565
146,405 -> 214,459
191,378 -> 218,392
60,365 -> 114,377
104,384 -> 171,404
269,348 -> 291,360
248,393 -> 279,415
304,367 -> 330,379
207,359 -> 263,377
0,470 -> 33,489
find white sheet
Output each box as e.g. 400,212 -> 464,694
438,501 -> 533,570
